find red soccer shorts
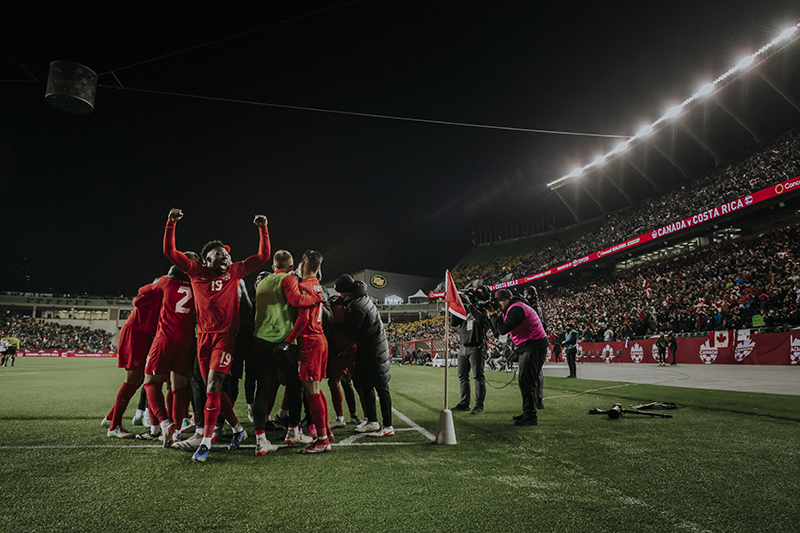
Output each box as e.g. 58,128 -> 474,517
196,331 -> 237,378
117,325 -> 154,371
144,335 -> 196,377
298,335 -> 328,382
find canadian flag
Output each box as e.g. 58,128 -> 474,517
445,270 -> 467,320
709,330 -> 730,348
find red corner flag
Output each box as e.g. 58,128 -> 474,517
445,270 -> 467,320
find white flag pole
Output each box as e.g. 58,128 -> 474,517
444,300 -> 450,410
436,273 -> 456,444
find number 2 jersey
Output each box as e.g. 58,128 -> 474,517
138,275 -> 196,342
163,220 -> 270,334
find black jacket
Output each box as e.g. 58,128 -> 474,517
451,306 -> 489,346
341,280 -> 391,385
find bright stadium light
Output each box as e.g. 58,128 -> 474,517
612,141 -> 629,154
694,83 -> 714,97
664,105 -> 682,119
736,55 -> 755,69
548,20 -> 800,190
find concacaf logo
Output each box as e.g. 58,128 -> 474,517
699,340 -> 717,364
630,343 -> 644,363
790,336 -> 800,365
370,274 -> 387,289
733,338 -> 756,362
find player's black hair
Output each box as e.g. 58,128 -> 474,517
201,240 -> 226,259
302,250 -> 323,274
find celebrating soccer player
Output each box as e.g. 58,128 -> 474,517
163,208 -> 270,462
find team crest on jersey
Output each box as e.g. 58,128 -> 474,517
630,343 -> 644,363
733,337 -> 756,362
698,340 -> 717,364
790,336 -> 800,365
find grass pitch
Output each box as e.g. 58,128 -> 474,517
0,359 -> 797,533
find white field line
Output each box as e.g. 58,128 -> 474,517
0,408 -> 435,450
0,372 -> 39,377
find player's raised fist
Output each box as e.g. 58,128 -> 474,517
168,208 -> 184,222
253,215 -> 268,227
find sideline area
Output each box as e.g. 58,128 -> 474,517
542,362 -> 800,395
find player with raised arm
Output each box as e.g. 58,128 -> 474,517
163,208 -> 270,462
275,250 -> 331,454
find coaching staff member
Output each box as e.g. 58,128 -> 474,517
488,289 -> 548,426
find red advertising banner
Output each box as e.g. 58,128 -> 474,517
19,350 -> 117,358
547,330 -> 800,365
430,175 -> 800,298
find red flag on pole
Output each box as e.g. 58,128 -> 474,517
445,270 -> 467,320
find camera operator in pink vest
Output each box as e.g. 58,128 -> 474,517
487,289 -> 548,426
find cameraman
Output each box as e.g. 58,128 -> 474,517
450,285 -> 490,414
488,289 -> 548,427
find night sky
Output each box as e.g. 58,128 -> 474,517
2,1 -> 798,296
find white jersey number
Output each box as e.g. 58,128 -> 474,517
175,286 -> 193,314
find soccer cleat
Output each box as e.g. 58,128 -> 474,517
181,417 -> 192,430
264,420 -> 280,432
255,434 -> 279,456
451,404 -> 470,412
284,427 -> 313,445
273,414 -> 289,429
349,415 -> 362,425
228,429 -> 248,451
514,417 -> 539,427
192,444 -> 210,462
331,417 -> 346,428
142,410 -> 151,427
381,426 -> 395,437
211,427 -> 222,443
298,439 -> 331,454
101,417 -> 112,429
247,404 -> 254,423
173,433 -> 202,449
308,424 -> 318,439
107,426 -> 135,439
135,430 -> 161,441
354,421 -> 380,433
163,425 -> 177,448
132,413 -> 144,426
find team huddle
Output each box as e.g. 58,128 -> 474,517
102,208 -> 393,460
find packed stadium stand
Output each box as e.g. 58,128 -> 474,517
0,315 -> 114,351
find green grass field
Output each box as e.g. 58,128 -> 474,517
0,359 -> 797,533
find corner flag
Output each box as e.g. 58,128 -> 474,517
445,270 -> 467,320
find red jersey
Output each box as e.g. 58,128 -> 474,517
139,275 -> 196,342
130,285 -> 162,336
286,276 -> 325,342
163,221 -> 270,334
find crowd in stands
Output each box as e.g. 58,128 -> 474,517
541,223 -> 800,341
386,316 -> 444,344
454,128 -> 800,286
0,315 -> 114,351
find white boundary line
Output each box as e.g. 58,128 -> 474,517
0,372 -> 39,377
0,407 -> 435,450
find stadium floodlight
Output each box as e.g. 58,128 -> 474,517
694,83 -> 714,97
612,141 -> 629,154
773,26 -> 797,44
664,105 -> 682,119
569,168 -> 582,178
592,155 -> 606,166
736,55 -> 755,70
636,125 -> 653,137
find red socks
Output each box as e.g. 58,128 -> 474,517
171,387 -> 188,428
143,383 -> 168,426
111,382 -> 139,430
203,391 -> 221,439
329,382 -> 344,417
309,393 -> 329,444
